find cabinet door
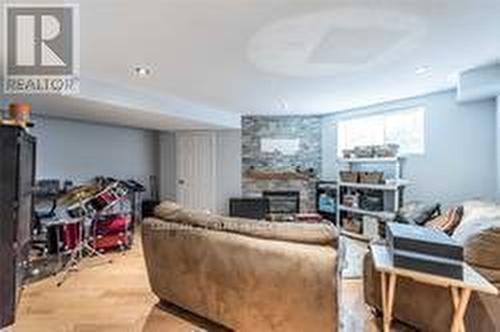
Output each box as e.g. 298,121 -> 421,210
0,128 -> 18,328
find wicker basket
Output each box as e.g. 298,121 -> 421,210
340,171 -> 359,183
354,146 -> 374,158
342,149 -> 356,159
374,144 -> 399,158
359,171 -> 384,184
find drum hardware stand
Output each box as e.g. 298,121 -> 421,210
57,214 -> 113,287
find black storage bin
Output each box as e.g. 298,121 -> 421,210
360,191 -> 384,211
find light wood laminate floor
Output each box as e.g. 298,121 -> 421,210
14,237 -> 411,332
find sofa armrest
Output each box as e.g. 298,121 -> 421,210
461,226 -> 500,289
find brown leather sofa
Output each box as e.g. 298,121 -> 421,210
364,201 -> 500,332
142,201 -> 340,332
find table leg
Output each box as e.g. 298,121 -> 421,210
56,225 -> 63,272
381,272 -> 387,319
381,272 -> 397,332
450,287 -> 471,332
451,288 -> 465,332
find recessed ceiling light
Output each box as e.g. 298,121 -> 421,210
415,66 -> 430,75
133,66 -> 151,77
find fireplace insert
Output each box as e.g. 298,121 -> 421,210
229,198 -> 269,220
263,191 -> 300,214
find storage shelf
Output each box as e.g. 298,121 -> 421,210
338,157 -> 402,163
336,154 -> 407,230
338,180 -> 410,191
338,205 -> 395,219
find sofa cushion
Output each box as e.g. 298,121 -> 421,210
452,201 -> 500,244
456,223 -> 500,288
455,200 -> 500,227
154,201 -> 337,246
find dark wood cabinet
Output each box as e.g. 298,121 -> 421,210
0,126 -> 36,328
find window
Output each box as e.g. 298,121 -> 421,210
337,107 -> 425,156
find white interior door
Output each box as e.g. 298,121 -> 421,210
176,132 -> 216,212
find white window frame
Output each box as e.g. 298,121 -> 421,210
337,107 -> 425,157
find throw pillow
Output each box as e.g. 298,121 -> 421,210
426,206 -> 464,235
395,202 -> 441,225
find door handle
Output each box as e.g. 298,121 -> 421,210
178,179 -> 185,185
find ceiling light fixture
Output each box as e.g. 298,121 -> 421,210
134,66 -> 151,77
415,66 -> 430,75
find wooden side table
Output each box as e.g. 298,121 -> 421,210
370,244 -> 498,332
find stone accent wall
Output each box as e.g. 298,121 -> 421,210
241,116 -> 322,212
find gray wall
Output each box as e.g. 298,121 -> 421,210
497,96 -> 500,199
216,130 -> 242,215
321,117 -> 338,181
322,90 -> 497,205
157,130 -> 242,215
158,132 -> 177,201
32,115 -> 159,198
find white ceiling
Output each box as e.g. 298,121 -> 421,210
1,0 -> 500,129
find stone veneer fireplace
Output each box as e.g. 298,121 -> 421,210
241,116 -> 322,213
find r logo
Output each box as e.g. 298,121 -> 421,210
7,6 -> 74,76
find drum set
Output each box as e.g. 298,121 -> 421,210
40,180 -> 130,286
